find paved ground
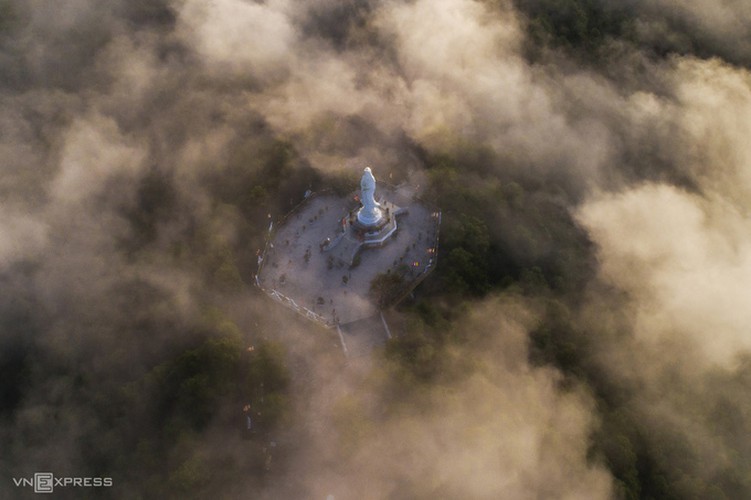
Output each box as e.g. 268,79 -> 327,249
257,186 -> 440,329
337,315 -> 390,357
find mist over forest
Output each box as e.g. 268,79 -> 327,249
2,0 -> 751,498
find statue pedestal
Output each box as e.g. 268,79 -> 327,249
323,199 -> 403,267
356,205 -> 384,227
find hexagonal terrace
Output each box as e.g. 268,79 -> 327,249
255,169 -> 440,355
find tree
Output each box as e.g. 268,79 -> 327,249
370,271 -> 406,308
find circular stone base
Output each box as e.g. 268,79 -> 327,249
356,206 -> 384,227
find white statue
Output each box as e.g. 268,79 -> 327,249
357,167 -> 383,226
